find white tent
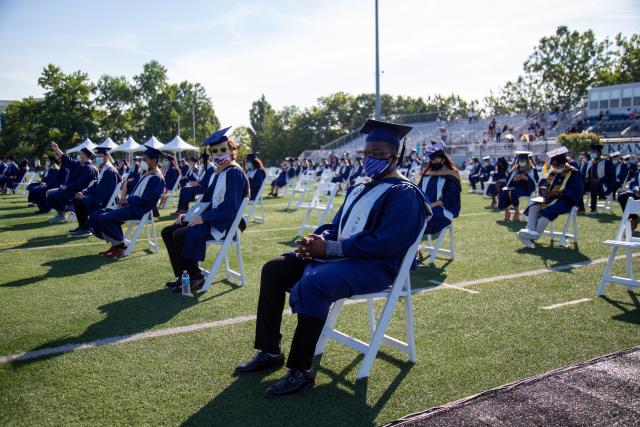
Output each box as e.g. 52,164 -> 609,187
66,137 -> 96,154
161,134 -> 199,153
143,135 -> 165,150
110,136 -> 141,154
98,137 -> 118,150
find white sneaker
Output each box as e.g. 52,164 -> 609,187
48,214 -> 67,223
518,228 -> 540,241
517,234 -> 534,248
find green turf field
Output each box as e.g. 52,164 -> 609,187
0,185 -> 638,426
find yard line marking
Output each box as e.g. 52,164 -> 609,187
2,253 -> 635,364
541,298 -> 592,310
427,280 -> 480,294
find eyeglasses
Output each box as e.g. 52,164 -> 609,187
209,147 -> 228,154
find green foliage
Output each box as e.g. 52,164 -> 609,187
0,61 -> 220,158
557,132 -> 600,155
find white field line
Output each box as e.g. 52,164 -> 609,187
2,252 -> 636,364
427,280 -> 481,294
541,298 -> 592,310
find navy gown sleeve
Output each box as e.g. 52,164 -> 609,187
201,168 -> 248,230
560,170 -> 584,204
339,185 -> 427,259
127,175 -> 165,211
441,177 -> 462,217
66,164 -> 97,193
250,168 -> 266,199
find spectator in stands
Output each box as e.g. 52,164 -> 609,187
495,124 -> 502,142
46,143 -> 98,223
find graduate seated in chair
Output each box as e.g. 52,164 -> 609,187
585,143 -> 615,214
467,157 -> 482,193
0,158 -> 28,194
498,151 -> 537,222
486,157 -> 509,208
617,158 -> 640,230
348,156 -> 364,186
477,156 -> 494,192
268,158 -> 295,197
158,154 -> 181,207
331,157 -> 352,192
162,127 -> 249,293
517,147 -> 584,247
234,120 -> 431,397
46,143 -> 98,223
610,151 -> 627,195
172,152 -> 214,216
87,147 -> 165,258
69,147 -> 121,237
28,155 -> 64,210
178,157 -> 199,188
246,153 -> 266,201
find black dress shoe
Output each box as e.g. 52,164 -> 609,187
171,277 -> 205,293
265,369 -> 315,397
234,352 -> 285,374
165,278 -> 180,288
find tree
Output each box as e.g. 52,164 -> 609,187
95,75 -> 134,142
248,95 -> 275,153
596,33 -> 640,85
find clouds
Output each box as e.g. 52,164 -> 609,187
0,0 -> 637,127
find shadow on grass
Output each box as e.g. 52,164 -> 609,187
196,279 -> 242,303
495,219 -> 526,232
600,292 -> 640,325
1,254 -> 117,288
516,242 -> 590,269
0,210 -> 45,221
182,353 -> 412,427
11,287 -> 199,368
0,234 -> 81,251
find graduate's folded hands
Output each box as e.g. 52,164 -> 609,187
295,234 -> 327,260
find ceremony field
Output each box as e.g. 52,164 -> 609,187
1,186 -> 638,426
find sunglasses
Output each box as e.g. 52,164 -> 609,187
209,147 -> 228,154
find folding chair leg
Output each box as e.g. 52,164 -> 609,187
403,284 -> 417,362
448,226 -> 455,259
597,247 -> 618,296
235,239 -> 246,287
626,249 -> 635,292
356,293 -> 401,380
124,220 -> 146,256
315,299 -> 345,356
367,299 -> 376,339
429,231 -> 446,265
151,218 -> 158,253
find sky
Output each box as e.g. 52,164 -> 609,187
0,0 -> 638,127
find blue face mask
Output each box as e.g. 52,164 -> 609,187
247,163 -> 254,170
95,157 -> 104,165
363,156 -> 390,178
518,161 -> 528,168
590,152 -> 598,160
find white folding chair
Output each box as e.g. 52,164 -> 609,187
199,198 -> 249,292
245,180 -> 266,223
105,182 -> 122,210
16,172 -> 35,196
597,199 -> 640,296
315,221 -> 427,380
161,180 -> 180,208
283,176 -> 296,197
420,224 -> 455,265
287,174 -> 313,209
297,183 -> 338,236
543,206 -> 579,247
123,211 -> 158,256
319,169 -> 333,184
597,193 -> 614,213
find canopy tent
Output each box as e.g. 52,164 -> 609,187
161,135 -> 199,153
142,135 -> 165,150
110,136 -> 141,154
66,138 -> 96,154
98,137 -> 118,150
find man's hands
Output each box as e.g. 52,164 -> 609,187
188,215 -> 203,227
60,184 -> 66,191
75,192 -> 83,199
295,234 -> 327,260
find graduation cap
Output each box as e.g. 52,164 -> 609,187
81,147 -> 95,158
609,151 -> 621,157
622,154 -> 631,160
424,141 -> 446,159
514,150 -> 531,160
546,146 -> 568,163
141,146 -> 164,160
246,153 -> 258,162
203,126 -> 232,147
95,147 -> 111,155
166,154 -> 176,162
590,144 -> 604,152
360,119 -> 412,151
483,156 -> 491,161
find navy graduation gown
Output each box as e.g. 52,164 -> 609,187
287,177 -> 431,319
248,168 -> 266,201
419,174 -> 462,234
180,165 -> 249,262
587,158 -> 615,195
164,165 -> 180,191
79,165 -> 120,211
498,168 -> 536,209
524,167 -> 584,221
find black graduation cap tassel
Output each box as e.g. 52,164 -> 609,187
398,138 -> 406,165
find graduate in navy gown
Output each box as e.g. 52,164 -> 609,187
498,151 -> 537,222
125,157 -> 141,192
585,144 -> 615,214
348,157 -> 364,186
476,156 -> 494,192
0,156 -> 17,193
331,158 -> 352,186
173,152 -> 214,215
268,158 -> 293,197
617,156 -> 640,230
235,119 -> 431,397
28,155 -> 61,209
46,143 -> 98,223
87,147 -> 165,258
246,153 -> 266,201
178,157 -> 199,188
610,151 -> 628,195
418,141 -> 461,236
485,157 -> 509,208
69,147 -> 121,237
467,157 -> 482,193
0,158 -> 28,194
162,127 -> 249,292
0,158 -> 7,175
158,154 -> 181,207
517,147 -> 584,247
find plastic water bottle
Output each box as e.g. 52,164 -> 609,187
181,271 -> 191,296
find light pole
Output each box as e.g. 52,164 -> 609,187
192,89 -> 196,143
374,0 -> 381,120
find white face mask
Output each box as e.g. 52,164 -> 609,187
140,160 -> 149,171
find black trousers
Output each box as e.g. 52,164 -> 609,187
589,183 -> 606,211
254,256 -> 326,371
618,191 -> 640,220
161,223 -> 204,280
73,198 -> 91,229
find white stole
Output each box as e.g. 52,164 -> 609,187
208,168 -> 230,241
338,183 -> 393,241
420,176 -> 454,220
